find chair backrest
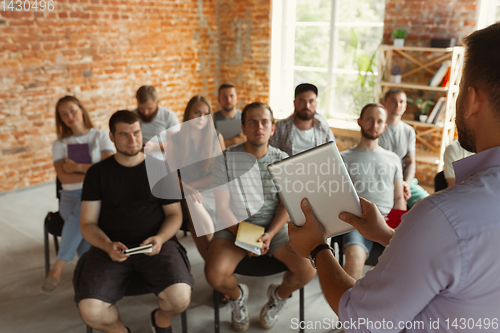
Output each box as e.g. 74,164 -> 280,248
234,255 -> 288,277
434,170 -> 448,192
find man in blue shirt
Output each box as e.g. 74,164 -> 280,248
289,22 -> 500,332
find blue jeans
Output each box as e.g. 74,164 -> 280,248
57,189 -> 90,262
343,229 -> 373,255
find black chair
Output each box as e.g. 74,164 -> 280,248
213,255 -> 305,333
85,273 -> 188,333
331,235 -> 384,267
434,170 -> 448,192
44,178 -> 64,275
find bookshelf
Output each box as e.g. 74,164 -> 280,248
375,45 -> 465,171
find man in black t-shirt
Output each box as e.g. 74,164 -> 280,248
74,111 -> 193,333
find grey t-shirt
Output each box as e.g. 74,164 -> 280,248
212,143 -> 288,228
341,146 -> 403,216
213,109 -> 242,140
132,106 -> 180,144
378,121 -> 416,161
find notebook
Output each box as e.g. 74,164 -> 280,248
267,141 -> 361,238
234,221 -> 265,255
67,143 -> 91,164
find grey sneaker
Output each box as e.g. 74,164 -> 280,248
259,284 -> 288,329
229,284 -> 250,332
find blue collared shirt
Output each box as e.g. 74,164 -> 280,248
338,146 -> 500,332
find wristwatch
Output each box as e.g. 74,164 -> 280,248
309,243 -> 335,269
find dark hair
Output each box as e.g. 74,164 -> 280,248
359,103 -> 387,119
55,95 -> 94,140
136,86 -> 159,104
295,83 -> 318,98
218,83 -> 236,95
383,88 -> 405,102
241,102 -> 275,126
109,110 -> 141,134
462,22 -> 500,115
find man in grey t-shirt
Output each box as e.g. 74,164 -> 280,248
341,103 -> 406,280
213,83 -> 246,148
206,102 -> 316,331
131,85 -> 180,145
379,88 -> 429,208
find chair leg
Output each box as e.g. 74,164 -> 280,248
214,289 -> 220,333
86,325 -> 92,333
54,234 -> 60,254
299,287 -> 304,333
44,223 -> 50,276
181,310 -> 188,333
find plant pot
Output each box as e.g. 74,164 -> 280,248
419,114 -> 428,122
414,112 -> 421,121
390,74 -> 402,84
393,38 -> 405,47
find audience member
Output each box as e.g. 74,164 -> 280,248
205,102 -> 316,331
288,22 -> 500,332
269,83 -> 335,156
75,111 -> 193,333
340,103 -> 405,280
40,96 -> 115,295
214,83 -> 246,147
132,85 -> 180,145
379,88 -> 429,208
443,139 -> 474,186
167,96 -> 225,260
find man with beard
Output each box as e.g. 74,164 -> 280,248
74,111 -> 193,333
132,85 -> 180,145
205,103 -> 316,331
269,83 -> 334,156
379,88 -> 429,208
214,83 -> 246,148
340,103 -> 405,280
288,22 -> 500,332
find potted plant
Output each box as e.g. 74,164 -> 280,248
407,90 -> 436,122
392,28 -> 407,47
390,65 -> 402,84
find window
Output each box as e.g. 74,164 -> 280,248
477,0 -> 500,29
270,0 -> 385,120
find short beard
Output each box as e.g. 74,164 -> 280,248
295,109 -> 315,121
116,147 -> 142,157
360,128 -> 380,140
455,94 -> 476,153
138,107 -> 158,123
456,115 -> 476,153
222,105 -> 235,113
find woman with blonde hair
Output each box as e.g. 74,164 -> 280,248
40,96 -> 115,294
167,96 -> 225,260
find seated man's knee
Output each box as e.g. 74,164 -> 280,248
344,244 -> 367,263
159,283 -> 191,313
204,261 -> 226,288
78,298 -> 110,325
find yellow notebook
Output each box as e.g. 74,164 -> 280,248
235,222 -> 265,255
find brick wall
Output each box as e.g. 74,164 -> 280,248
218,0 -> 272,108
0,0 -> 272,192
383,0 -> 478,45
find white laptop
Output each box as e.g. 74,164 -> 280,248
267,141 -> 361,238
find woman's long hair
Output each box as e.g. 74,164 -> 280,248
177,96 -> 216,171
55,96 -> 94,140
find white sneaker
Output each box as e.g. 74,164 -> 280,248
260,284 -> 288,329
229,284 -> 250,332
